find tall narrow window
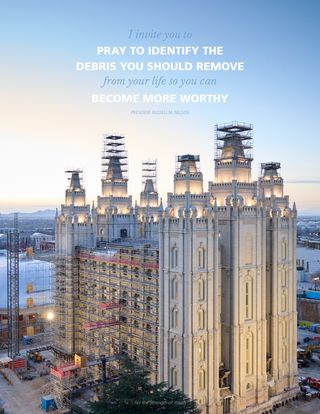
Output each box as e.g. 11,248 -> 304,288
198,308 -> 205,330
282,344 -> 287,363
171,367 -> 177,387
198,339 -> 206,361
198,278 -> 205,301
146,296 -> 152,313
282,321 -> 287,339
134,293 -> 139,309
171,338 -> 178,359
281,292 -> 287,312
245,333 -> 253,375
171,308 -> 178,329
198,247 -> 205,269
281,240 -> 287,261
245,278 -> 253,320
171,247 -> 178,268
171,277 -> 177,300
111,288 -> 117,302
199,368 -> 206,389
120,290 -> 127,307
281,268 -> 287,287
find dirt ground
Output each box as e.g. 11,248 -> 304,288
0,374 -> 47,414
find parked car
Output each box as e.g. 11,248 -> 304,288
298,359 -> 310,368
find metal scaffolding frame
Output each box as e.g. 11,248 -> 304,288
142,159 -> 157,190
76,242 -> 159,381
53,241 -> 159,382
7,212 -> 20,358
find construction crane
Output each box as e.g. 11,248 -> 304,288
7,212 -> 20,358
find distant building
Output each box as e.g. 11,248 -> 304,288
30,232 -> 54,251
296,258 -> 320,324
0,255 -> 54,345
299,236 -> 320,250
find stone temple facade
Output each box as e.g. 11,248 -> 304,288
55,123 -> 299,413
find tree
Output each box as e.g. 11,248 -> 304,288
89,357 -> 200,414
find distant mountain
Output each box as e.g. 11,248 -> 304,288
1,209 -> 56,219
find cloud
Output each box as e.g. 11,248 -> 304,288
286,180 -> 320,184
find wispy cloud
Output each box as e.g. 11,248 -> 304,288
286,180 -> 320,184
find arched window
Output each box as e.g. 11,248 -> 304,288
198,396 -> 206,406
281,268 -> 287,287
198,308 -> 205,330
146,296 -> 152,313
171,246 -> 178,268
171,337 -> 178,359
245,279 -> 253,320
282,344 -> 287,363
171,307 -> 178,329
281,240 -> 287,261
282,321 -> 287,339
171,367 -> 177,387
198,339 -> 206,361
111,288 -> 117,302
120,228 -> 128,238
134,293 -> 139,309
198,278 -> 205,301
281,292 -> 287,312
171,277 -> 178,300
198,247 -> 205,269
199,368 -> 206,389
245,333 -> 253,375
120,290 -> 127,306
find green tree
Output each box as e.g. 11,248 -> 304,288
89,357 -> 200,414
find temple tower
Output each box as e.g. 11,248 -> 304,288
139,160 -> 159,240
159,155 -> 221,413
96,135 -> 137,242
55,170 -> 95,354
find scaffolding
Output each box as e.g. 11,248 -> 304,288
214,121 -> 253,161
102,135 -> 128,180
7,212 -> 19,358
76,241 -> 159,381
42,355 -> 120,414
53,256 -> 79,356
51,239 -> 159,410
142,159 -> 157,190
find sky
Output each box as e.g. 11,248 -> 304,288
0,0 -> 319,214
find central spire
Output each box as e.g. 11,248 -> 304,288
101,134 -> 128,197
140,160 -> 158,208
214,122 -> 253,183
174,154 -> 203,195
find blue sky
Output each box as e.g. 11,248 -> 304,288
0,0 -> 319,213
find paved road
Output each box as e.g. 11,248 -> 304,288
277,399 -> 320,413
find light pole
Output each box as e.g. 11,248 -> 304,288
312,277 -> 319,291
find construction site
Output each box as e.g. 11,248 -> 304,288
2,127 -> 320,414
1,136 -> 162,414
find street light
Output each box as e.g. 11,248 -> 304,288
46,311 -> 55,321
